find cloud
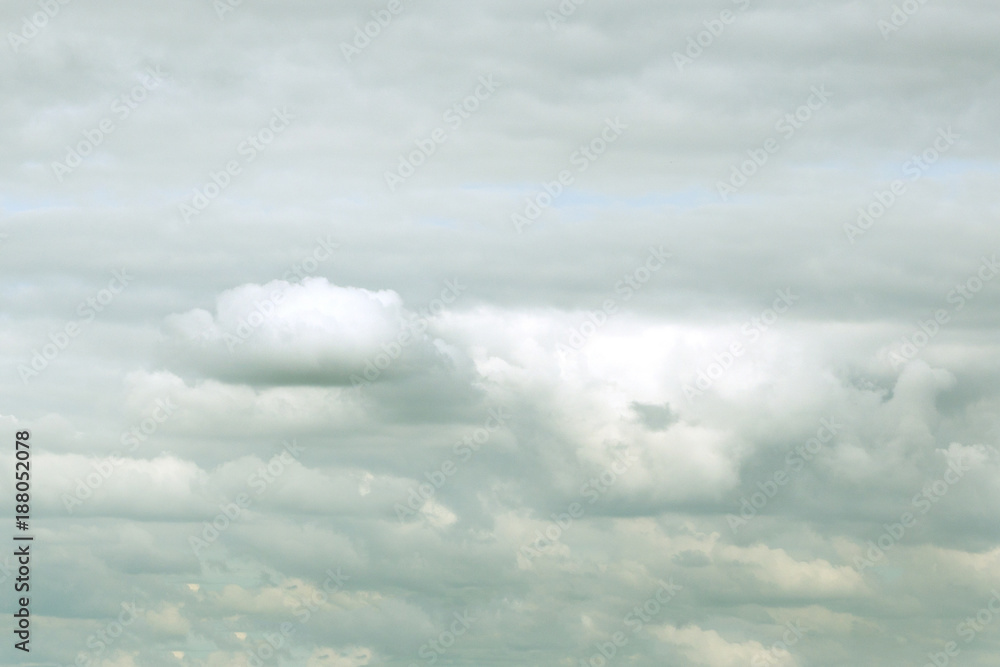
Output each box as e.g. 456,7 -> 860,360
7,0 -> 1000,664
161,277 -> 426,385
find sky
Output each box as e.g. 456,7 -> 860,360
2,0 -> 1000,665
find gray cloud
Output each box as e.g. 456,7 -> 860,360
4,0 -> 1000,665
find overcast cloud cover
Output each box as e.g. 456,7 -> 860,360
2,0 -> 1000,665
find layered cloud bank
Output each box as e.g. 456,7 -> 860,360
3,0 -> 1000,665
